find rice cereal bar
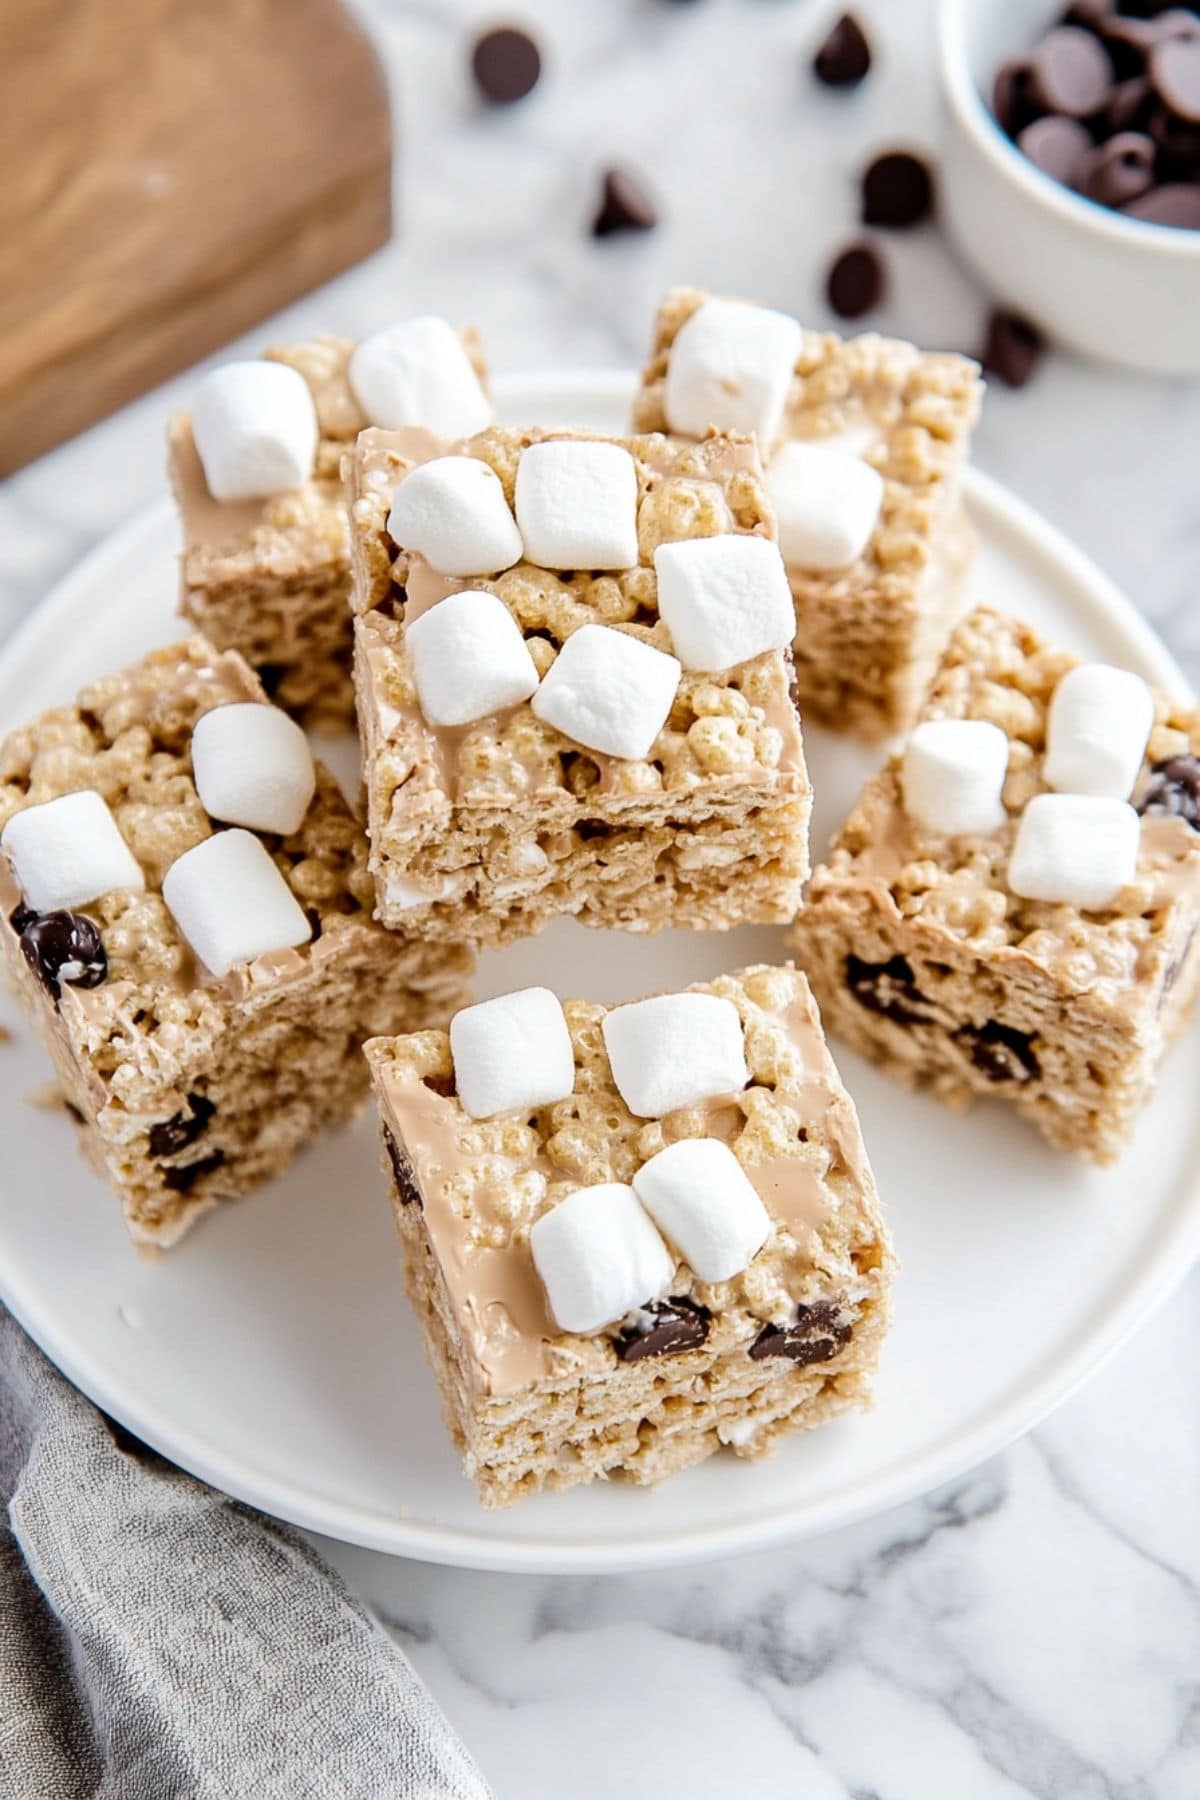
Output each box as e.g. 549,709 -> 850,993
633,286 -> 983,735
791,606 -> 1200,1163
365,964 -> 893,1507
348,423 -> 811,943
0,638 -> 472,1249
169,317 -> 491,729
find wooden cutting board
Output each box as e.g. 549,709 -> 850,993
0,0 -> 392,476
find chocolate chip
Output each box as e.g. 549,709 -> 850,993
616,1298 -> 711,1362
383,1125 -> 422,1208
256,664 -> 286,699
993,61 -> 1042,137
16,910 -> 107,1001
1078,129 -> 1156,201
845,952 -> 932,1027
1105,73 -> 1155,130
149,1093 -> 216,1159
592,167 -> 658,237
813,13 -> 872,88
1065,0 -> 1117,28
1017,114 -> 1095,184
162,1150 -> 225,1195
826,242 -> 885,319
1146,99 -> 1200,175
575,818 -> 610,841
1028,26 -> 1114,116
1151,36 -> 1200,118
861,150 -> 935,226
1123,180 -> 1200,222
959,1020 -> 1041,1084
749,1301 -> 853,1365
981,309 -> 1045,388
1137,754 -> 1200,827
471,26 -> 541,105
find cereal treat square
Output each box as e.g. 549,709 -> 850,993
790,606 -> 1200,1163
169,319 -> 491,730
348,424 -> 811,944
632,287 -> 983,736
0,637 -> 473,1249
365,964 -> 893,1508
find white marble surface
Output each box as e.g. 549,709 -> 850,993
3,0 -> 1200,1793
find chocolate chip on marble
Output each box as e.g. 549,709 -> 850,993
981,309 -> 1045,388
616,1298 -> 711,1362
17,910 -> 107,1001
149,1093 -> 217,1159
1123,180 -> 1200,222
959,1021 -> 1041,1085
748,1301 -> 853,1365
813,13 -> 872,88
471,26 -> 542,105
845,952 -> 932,1027
592,167 -> 658,237
1017,114 -> 1095,184
826,242 -> 885,319
1137,754 -> 1200,827
162,1150 -> 226,1195
861,150 -> 935,226
1028,26 -> 1114,116
383,1125 -> 423,1207
1080,130 -> 1157,202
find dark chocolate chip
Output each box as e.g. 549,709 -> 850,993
993,61 -> 1042,138
149,1093 -> 217,1159
1137,754 -> 1200,827
592,167 -> 658,237
616,1298 -> 711,1362
861,150 -> 935,226
9,904 -> 35,935
826,242 -> 885,319
959,1020 -> 1041,1084
1145,99 -> 1200,175
1151,36 -> 1200,118
1105,73 -> 1156,131
1079,129 -> 1157,202
256,664 -> 286,699
17,910 -> 107,1001
162,1150 -> 225,1195
845,952 -> 932,1027
383,1125 -> 422,1208
1017,114 -> 1095,184
749,1300 -> 853,1366
1028,26 -> 1114,117
471,26 -> 541,105
575,818 -> 610,841
1122,180 -> 1200,222
981,309 -> 1045,388
813,13 -> 872,88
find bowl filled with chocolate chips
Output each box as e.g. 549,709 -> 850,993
938,0 -> 1200,372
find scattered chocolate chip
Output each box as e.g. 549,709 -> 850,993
861,150 -> 935,226
149,1093 -> 217,1159
845,953 -> 932,1027
1137,754 -> 1200,827
959,1020 -> 1041,1084
471,25 -> 541,105
749,1301 -> 853,1365
1017,113 -> 1095,183
813,13 -> 872,88
826,242 -> 885,319
1151,36 -> 1200,118
592,167 -> 658,237
1123,179 -> 1200,222
993,61 -> 1042,137
383,1125 -> 422,1207
981,309 -> 1045,388
1079,129 -> 1156,202
1028,26 -> 1114,116
616,1298 -> 711,1362
17,910 -> 107,1001
162,1150 -> 225,1195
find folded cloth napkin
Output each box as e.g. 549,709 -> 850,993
1,1307 -> 492,1800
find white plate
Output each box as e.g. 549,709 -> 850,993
1,373 -> 1196,1575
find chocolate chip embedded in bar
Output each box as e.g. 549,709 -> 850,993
148,1093 -> 217,1158
749,1301 -> 854,1365
616,1298 -> 711,1362
1137,754 -> 1200,828
16,909 -> 107,1001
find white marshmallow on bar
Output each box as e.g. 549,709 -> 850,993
348,316 -> 492,439
406,590 -> 540,728
1044,663 -> 1154,800
901,719 -> 1009,838
530,1182 -> 674,1335
2,790 -> 143,913
767,441 -> 885,570
387,457 -> 523,578
653,534 -> 794,673
191,361 -> 318,502
1007,793 -> 1139,910
191,703 -> 316,836
449,986 -> 575,1120
162,829 -> 311,978
633,1138 -> 770,1283
603,992 -> 749,1118
531,624 -> 680,760
664,298 -> 802,445
514,440 -> 639,571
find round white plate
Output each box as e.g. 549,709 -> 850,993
1,373 -> 1196,1575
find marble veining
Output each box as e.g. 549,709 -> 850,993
2,1 -> 1199,1793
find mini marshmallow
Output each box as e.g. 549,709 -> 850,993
767,441 -> 885,570
531,624 -> 680,760
348,315 -> 492,439
386,456 -> 523,578
162,829 -> 311,978
406,590 -> 540,728
1007,793 -> 1140,910
530,1183 -> 674,1335
1,790 -> 143,913
633,1138 -> 770,1283
191,361 -> 318,502
664,298 -> 803,445
1044,663 -> 1154,800
514,440 -> 639,571
901,719 -> 1009,838
653,534 -> 794,673
449,986 -> 576,1120
602,992 -> 749,1118
191,704 -> 316,835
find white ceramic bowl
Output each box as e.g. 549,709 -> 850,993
938,0 -> 1200,374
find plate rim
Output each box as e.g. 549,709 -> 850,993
1,369 -> 1196,1573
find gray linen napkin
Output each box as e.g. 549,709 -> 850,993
0,1306 -> 492,1800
